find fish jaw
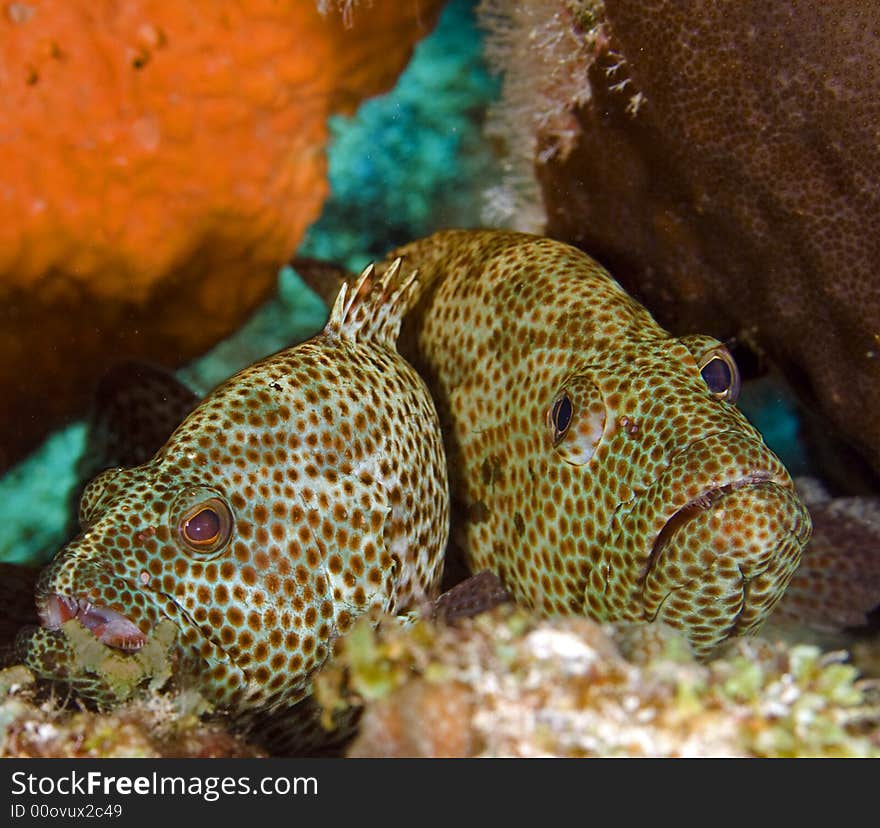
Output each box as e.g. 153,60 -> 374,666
17,557 -> 162,706
601,430 -> 812,656
28,554 -> 170,683
39,593 -> 147,651
642,480 -> 809,656
31,550 -> 157,650
24,556 -> 252,710
14,624 -> 141,707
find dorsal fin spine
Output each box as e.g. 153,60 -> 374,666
325,258 -> 417,347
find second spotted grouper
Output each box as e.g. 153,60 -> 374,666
16,261 -> 449,737
307,230 -> 812,657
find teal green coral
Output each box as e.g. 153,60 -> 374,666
299,0 -> 500,270
0,424 -> 85,566
737,376 -> 810,477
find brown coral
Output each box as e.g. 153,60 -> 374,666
771,479 -> 880,634
0,0 -> 443,470
503,1 -> 880,478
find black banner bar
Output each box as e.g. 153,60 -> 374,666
0,757 -> 863,824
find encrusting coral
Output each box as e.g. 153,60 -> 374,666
483,0 -> 880,481
314,607 -> 880,758
0,0 -> 444,472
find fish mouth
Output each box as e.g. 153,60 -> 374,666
645,471 -> 777,577
39,593 -> 147,652
605,427 -> 811,655
31,579 -> 251,710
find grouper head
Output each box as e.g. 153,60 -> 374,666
545,329 -> 810,656
17,262 -> 449,715
386,230 -> 812,659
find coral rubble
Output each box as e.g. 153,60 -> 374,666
0,665 -> 264,758
6,604 -> 879,757
316,608 -> 880,758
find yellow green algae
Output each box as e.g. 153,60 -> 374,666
60,617 -> 179,705
314,607 -> 880,758
1,616 -> 266,757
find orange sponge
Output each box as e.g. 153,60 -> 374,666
0,0 -> 443,469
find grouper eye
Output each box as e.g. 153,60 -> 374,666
550,394 -> 574,444
180,499 -> 232,554
698,347 -> 741,403
171,488 -> 234,557
547,377 -> 606,466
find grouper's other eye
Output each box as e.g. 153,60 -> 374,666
180,499 -> 232,554
547,377 -> 606,466
79,467 -> 117,530
698,347 -> 741,403
171,488 -> 234,557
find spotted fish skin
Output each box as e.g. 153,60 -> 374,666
376,229 -> 810,657
18,261 -> 449,720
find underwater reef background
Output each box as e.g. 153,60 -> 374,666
4,609 -> 879,758
0,0 -> 499,570
2,0 -> 880,756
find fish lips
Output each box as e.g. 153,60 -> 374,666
646,473 -> 783,572
34,559 -> 150,652
615,430 -> 811,597
38,593 -> 147,652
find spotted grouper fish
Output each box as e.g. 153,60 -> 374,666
311,230 -> 811,657
16,261 -> 449,740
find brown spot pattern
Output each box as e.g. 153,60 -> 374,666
21,261 -> 449,731
390,230 -> 810,657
